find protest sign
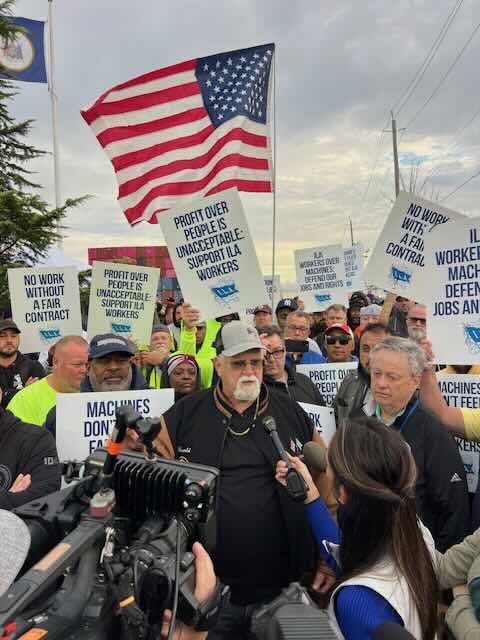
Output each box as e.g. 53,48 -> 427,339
423,217 -> 480,363
245,275 -> 280,317
159,188 -> 268,319
298,402 -> 336,444
87,261 -> 159,345
7,266 -> 82,352
56,389 -> 174,461
264,275 -> 281,309
295,244 -> 347,311
344,243 -> 364,291
297,362 -> 358,406
363,192 -> 465,301
438,373 -> 480,492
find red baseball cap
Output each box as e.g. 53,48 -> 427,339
324,323 -> 354,338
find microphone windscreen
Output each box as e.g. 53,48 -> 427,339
372,623 -> 416,640
302,441 -> 327,473
0,509 -> 31,596
262,415 -> 276,434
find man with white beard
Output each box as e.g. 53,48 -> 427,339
406,303 -> 427,342
153,321 -> 334,640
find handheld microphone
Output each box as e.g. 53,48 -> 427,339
302,442 -> 327,474
263,416 -> 308,502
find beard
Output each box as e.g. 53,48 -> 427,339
233,375 -> 261,402
408,326 -> 426,342
0,344 -> 18,358
89,367 -> 133,392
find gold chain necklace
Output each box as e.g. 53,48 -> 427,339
227,396 -> 260,437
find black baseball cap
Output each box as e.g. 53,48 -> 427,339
275,298 -> 298,313
0,319 -> 20,334
88,333 -> 136,360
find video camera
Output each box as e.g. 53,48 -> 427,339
0,406 -> 225,640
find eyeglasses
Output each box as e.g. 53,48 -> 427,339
265,348 -> 286,360
326,335 -> 351,346
287,324 -> 309,334
408,317 -> 426,325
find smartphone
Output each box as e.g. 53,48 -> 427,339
285,339 -> 309,354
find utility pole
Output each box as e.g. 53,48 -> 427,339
349,217 -> 354,247
391,111 -> 400,198
384,111 -> 404,199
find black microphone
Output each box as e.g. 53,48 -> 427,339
263,416 -> 308,502
302,442 -> 327,474
372,623 -> 416,640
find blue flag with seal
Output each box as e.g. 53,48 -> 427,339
0,17 -> 47,83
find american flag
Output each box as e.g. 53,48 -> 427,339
81,43 -> 274,226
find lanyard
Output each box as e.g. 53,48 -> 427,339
395,398 -> 419,433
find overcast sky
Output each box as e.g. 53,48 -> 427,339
9,0 -> 480,291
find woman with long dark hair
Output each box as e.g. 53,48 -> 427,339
276,415 -> 438,639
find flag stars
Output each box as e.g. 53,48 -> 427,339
203,63 -> 209,71
216,60 -> 221,68
210,71 -> 216,78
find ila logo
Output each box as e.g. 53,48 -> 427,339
210,280 -> 240,307
389,265 -> 412,287
464,321 -> 480,354
111,322 -> 132,334
39,327 -> 61,344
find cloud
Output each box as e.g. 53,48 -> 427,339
9,0 -> 480,287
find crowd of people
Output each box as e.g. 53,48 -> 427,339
2,290 -> 480,639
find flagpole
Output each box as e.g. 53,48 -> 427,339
270,48 -> 276,308
47,0 -> 62,248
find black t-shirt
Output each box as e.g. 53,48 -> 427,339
162,385 -> 315,604
213,403 -> 290,603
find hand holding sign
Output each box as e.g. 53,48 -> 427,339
182,303 -> 202,329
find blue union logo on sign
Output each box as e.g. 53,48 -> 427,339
314,294 -> 332,304
211,281 -> 239,306
111,322 -> 132,334
39,328 -> 61,343
464,323 -> 480,354
390,265 -> 411,286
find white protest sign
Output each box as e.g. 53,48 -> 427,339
363,192 -> 465,301
297,362 -> 358,406
437,373 -> 480,492
264,275 -> 281,309
344,243 -> 364,291
87,261 -> 159,345
7,266 -> 82,352
424,217 -> 480,364
245,275 -> 281,317
56,389 -> 174,461
295,244 -> 347,311
159,188 -> 268,319
298,402 -> 336,445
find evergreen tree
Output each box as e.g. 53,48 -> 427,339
0,0 -> 86,312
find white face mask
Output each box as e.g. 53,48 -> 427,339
233,375 -> 261,402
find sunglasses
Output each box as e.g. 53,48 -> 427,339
326,335 -> 351,346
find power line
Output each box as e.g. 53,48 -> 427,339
393,0 -> 464,117
441,168 -> 480,201
420,102 -> 480,190
404,19 -> 480,131
358,121 -> 389,211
